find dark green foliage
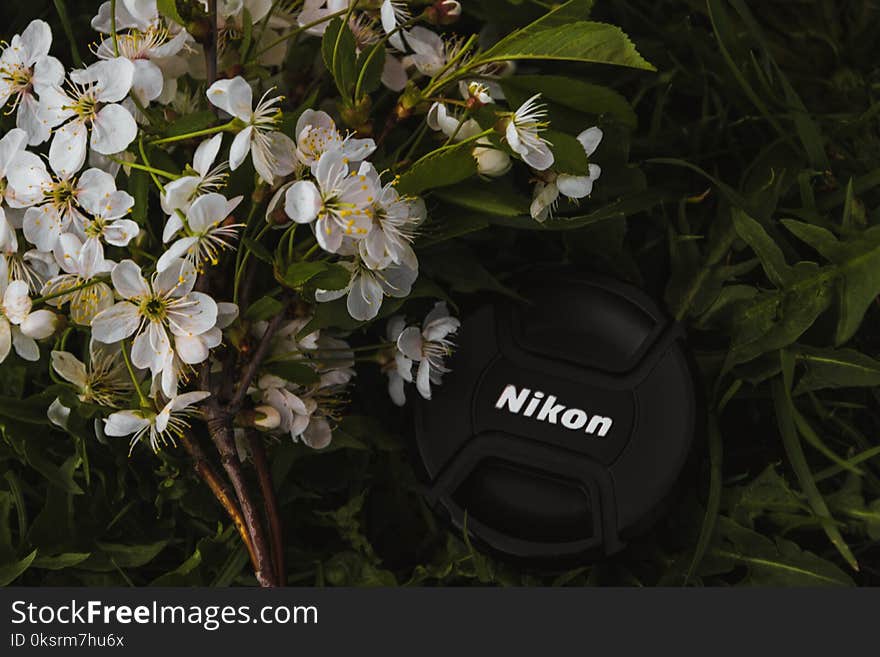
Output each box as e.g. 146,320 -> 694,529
2,0 -> 880,587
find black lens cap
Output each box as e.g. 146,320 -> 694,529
411,273 -> 698,565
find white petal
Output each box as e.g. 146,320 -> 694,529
90,104 -> 137,155
51,350 -> 88,387
130,59 -> 164,104
23,205 -> 65,251
303,417 -> 332,449
20,309 -> 57,339
162,211 -> 185,242
556,174 -> 593,200
229,126 -> 253,171
11,327 -> 39,361
47,398 -> 71,429
167,292 -> 217,336
49,120 -> 88,178
3,280 -> 32,324
104,410 -> 150,436
103,219 -> 140,246
206,76 -> 253,121
16,94 -> 51,146
577,126 -> 603,157
415,359 -> 432,399
111,259 -> 149,298
20,19 -> 52,64
77,58 -> 134,103
193,134 -> 223,176
174,334 -> 209,364
397,325 -> 424,361
346,272 -> 383,321
187,192 -> 228,232
91,302 -> 140,342
284,180 -> 321,224
171,390 -> 211,411
523,142 -> 554,171
0,318 -> 9,362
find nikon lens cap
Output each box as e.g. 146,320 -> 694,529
412,274 -> 698,565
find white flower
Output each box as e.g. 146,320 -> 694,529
157,192 -> 243,273
530,127 -> 602,222
258,377 -> 332,449
0,257 -> 56,363
297,0 -> 350,36
294,109 -> 375,170
426,102 -> 509,176
357,163 -> 423,270
504,93 -> 554,171
42,233 -> 114,325
460,80 -> 493,105
396,302 -> 459,399
384,315 -> 412,406
160,134 -> 228,217
92,0 -> 159,33
91,259 -> 218,395
316,257 -> 417,322
403,27 -> 448,76
206,76 -> 296,185
95,24 -> 189,106
284,150 -> 377,253
0,20 -> 64,145
104,391 -> 211,454
51,339 -> 132,406
9,159 -> 131,251
39,58 -> 137,178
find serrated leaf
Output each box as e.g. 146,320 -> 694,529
502,75 -> 637,129
244,295 -> 284,321
544,129 -> 590,175
322,18 -> 358,98
473,21 -> 654,70
162,110 -> 218,138
396,141 -> 478,195
431,180 -> 529,216
355,41 -> 386,96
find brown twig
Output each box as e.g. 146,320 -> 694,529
201,363 -> 277,587
178,433 -> 258,569
228,299 -> 291,413
248,430 -> 285,585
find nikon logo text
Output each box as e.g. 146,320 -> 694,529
494,384 -> 613,437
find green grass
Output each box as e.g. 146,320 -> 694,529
1,0 -> 879,586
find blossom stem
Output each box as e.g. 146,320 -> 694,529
112,159 -> 180,179
120,340 -> 149,408
52,0 -> 83,67
110,0 -> 120,57
302,242 -> 321,260
149,121 -> 239,146
178,433 -> 260,577
253,7 -> 351,61
32,278 -> 102,305
138,136 -> 165,195
246,430 -> 285,585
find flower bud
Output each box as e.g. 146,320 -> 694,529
426,0 -> 462,26
253,405 -> 281,431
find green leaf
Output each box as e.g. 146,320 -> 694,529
501,75 -> 637,129
355,41 -> 387,96
731,209 -> 791,287
85,540 -> 168,571
239,7 -> 254,63
244,295 -> 284,321
322,18 -> 358,98
156,0 -> 185,26
783,220 -> 880,344
544,129 -> 590,175
162,110 -> 218,138
396,141 -> 478,195
772,358 -> 859,571
0,549 -> 37,586
310,263 -> 351,291
243,236 -> 274,265
130,169 -> 150,227
709,517 -> 853,586
431,180 -> 530,217
794,346 -> 880,393
32,552 -> 91,570
264,361 -> 320,386
473,21 -> 654,70
282,261 -> 329,287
